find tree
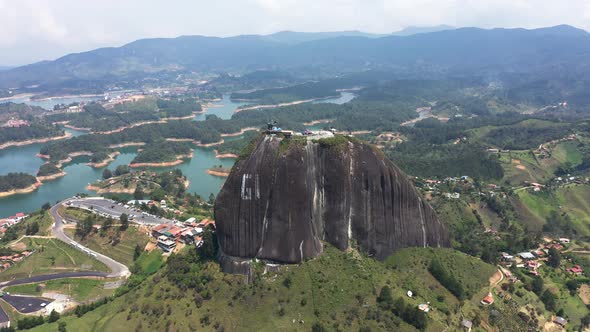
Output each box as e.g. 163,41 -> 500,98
114,165 -> 130,176
133,186 -> 144,200
531,276 -> 544,295
41,202 -> 51,211
119,213 -> 129,231
47,309 -> 60,323
102,168 -> 112,179
581,314 -> 590,329
377,286 -> 393,310
25,222 -> 39,235
547,247 -> 561,268
75,216 -> 94,239
565,279 -> 580,296
541,289 -> 557,311
58,321 -> 67,332
102,217 -> 113,231
199,228 -> 218,261
208,193 -> 216,205
133,244 -> 142,261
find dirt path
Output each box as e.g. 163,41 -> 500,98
489,269 -> 503,288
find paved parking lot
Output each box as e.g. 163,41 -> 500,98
2,294 -> 53,314
66,197 -> 172,225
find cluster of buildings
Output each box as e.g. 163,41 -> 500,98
0,250 -> 33,271
151,218 -> 215,252
0,212 -> 28,238
499,237 -> 583,277
2,119 -> 29,128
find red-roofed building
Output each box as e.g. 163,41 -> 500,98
526,261 -> 539,270
197,219 -> 215,229
567,265 -> 583,275
481,293 -> 494,305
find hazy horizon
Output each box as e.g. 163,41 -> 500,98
1,0 -> 589,66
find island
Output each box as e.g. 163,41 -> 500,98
36,163 -> 66,181
129,141 -> 193,168
45,97 -> 203,133
0,173 -> 40,197
0,119 -> 68,150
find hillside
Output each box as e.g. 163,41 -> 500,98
31,246 -> 496,332
2,25 -> 590,93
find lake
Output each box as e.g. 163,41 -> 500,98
0,92 -> 356,217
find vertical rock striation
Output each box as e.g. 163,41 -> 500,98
215,135 -> 449,273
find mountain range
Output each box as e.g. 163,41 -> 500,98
1,25 -> 589,92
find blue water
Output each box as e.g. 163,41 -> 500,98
194,95 -> 248,121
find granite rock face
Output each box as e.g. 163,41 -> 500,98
215,135 -> 449,273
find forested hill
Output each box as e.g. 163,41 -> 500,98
1,25 -> 589,91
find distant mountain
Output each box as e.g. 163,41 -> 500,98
392,25 -> 455,36
1,25 -> 589,92
0,66 -> 12,71
262,30 -> 387,44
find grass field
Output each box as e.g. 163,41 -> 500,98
1,238 -> 108,281
499,150 -> 552,185
32,246 -> 496,332
4,278 -> 114,303
515,184 -> 590,236
135,250 -> 163,275
65,225 -> 150,267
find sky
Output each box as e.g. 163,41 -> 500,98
0,0 -> 589,66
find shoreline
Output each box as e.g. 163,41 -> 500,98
234,97 -> 333,113
71,113 -> 200,135
0,182 -> 42,198
32,93 -> 104,101
37,171 -> 67,182
206,169 -> 231,177
86,151 -> 120,168
0,132 -> 72,150
108,142 -> 145,149
129,152 -> 193,168
214,149 -> 238,159
0,93 -> 34,102
219,127 -> 259,137
197,139 -> 224,147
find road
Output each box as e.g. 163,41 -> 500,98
0,198 -> 139,326
50,200 -> 131,278
0,272 -> 109,288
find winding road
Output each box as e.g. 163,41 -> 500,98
50,199 -> 130,278
0,198 -> 132,327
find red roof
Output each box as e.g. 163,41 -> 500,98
482,295 -> 494,304
153,224 -> 169,232
15,213 -> 25,218
168,226 -> 184,236
567,265 -> 583,274
198,219 -> 215,228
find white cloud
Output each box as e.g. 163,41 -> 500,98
0,0 -> 587,65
